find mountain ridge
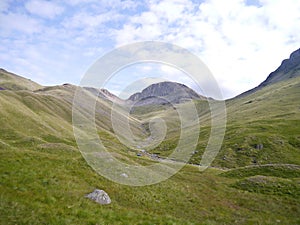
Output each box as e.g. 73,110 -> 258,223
0,68 -> 202,106
260,48 -> 300,87
2,47 -> 300,101
0,68 -> 42,91
237,48 -> 300,98
127,81 -> 205,106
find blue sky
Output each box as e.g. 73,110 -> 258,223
1,0 -> 300,99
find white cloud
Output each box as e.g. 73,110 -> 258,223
1,0 -> 300,99
25,0 -> 64,19
113,0 -> 300,98
65,0 -> 139,10
63,11 -> 120,29
0,0 -> 12,12
64,0 -> 97,6
103,0 -> 140,10
0,12 -> 42,34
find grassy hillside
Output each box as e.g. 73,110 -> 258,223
1,148 -> 299,224
0,84 -> 146,162
0,69 -> 42,91
213,76 -> 300,168
131,76 -> 300,168
0,68 -> 300,224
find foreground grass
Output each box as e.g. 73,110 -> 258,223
1,146 -> 299,224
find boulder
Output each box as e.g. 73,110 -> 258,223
256,144 -> 263,150
120,173 -> 128,178
86,189 -> 111,205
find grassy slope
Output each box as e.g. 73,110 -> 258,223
132,76 -> 300,168
0,69 -> 42,91
213,76 -> 300,168
0,72 -> 300,224
148,75 -> 300,167
0,84 -> 148,155
1,148 -> 299,225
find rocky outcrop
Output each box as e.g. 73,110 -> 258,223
83,87 -> 124,104
86,189 -> 111,205
259,48 -> 300,87
237,48 -> 300,98
127,81 -> 204,106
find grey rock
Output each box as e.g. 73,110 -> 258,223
237,48 -> 300,97
256,144 -> 263,150
83,87 -> 123,104
127,81 -> 205,106
120,173 -> 128,178
86,189 -> 111,205
259,48 -> 300,86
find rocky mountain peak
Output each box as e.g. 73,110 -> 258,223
237,48 -> 300,98
128,81 -> 204,106
259,48 -> 300,87
290,48 -> 300,60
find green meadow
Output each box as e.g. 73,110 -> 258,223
0,69 -> 299,224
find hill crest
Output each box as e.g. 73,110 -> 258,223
0,68 -> 42,91
127,81 -> 204,106
260,48 -> 300,87
237,48 -> 300,98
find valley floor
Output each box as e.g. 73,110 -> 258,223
1,146 -> 299,225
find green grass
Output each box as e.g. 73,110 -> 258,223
220,164 -> 300,179
0,71 -> 300,224
231,175 -> 300,198
129,76 -> 300,168
0,69 -> 42,91
1,147 -> 300,224
220,165 -> 300,207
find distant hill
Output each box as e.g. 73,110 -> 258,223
0,68 -> 42,91
83,87 -> 124,104
238,48 -> 300,97
127,81 -> 204,106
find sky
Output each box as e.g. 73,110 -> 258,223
0,0 -> 300,99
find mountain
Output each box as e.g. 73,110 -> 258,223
82,86 -> 124,104
208,48 -> 300,168
127,81 -> 204,106
260,48 -> 300,86
0,77 -> 144,151
238,48 -> 300,97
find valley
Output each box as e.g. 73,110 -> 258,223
0,48 -> 300,224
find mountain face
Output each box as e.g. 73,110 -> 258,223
238,48 -> 300,97
259,48 -> 300,87
82,86 -> 123,104
127,81 -> 203,106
